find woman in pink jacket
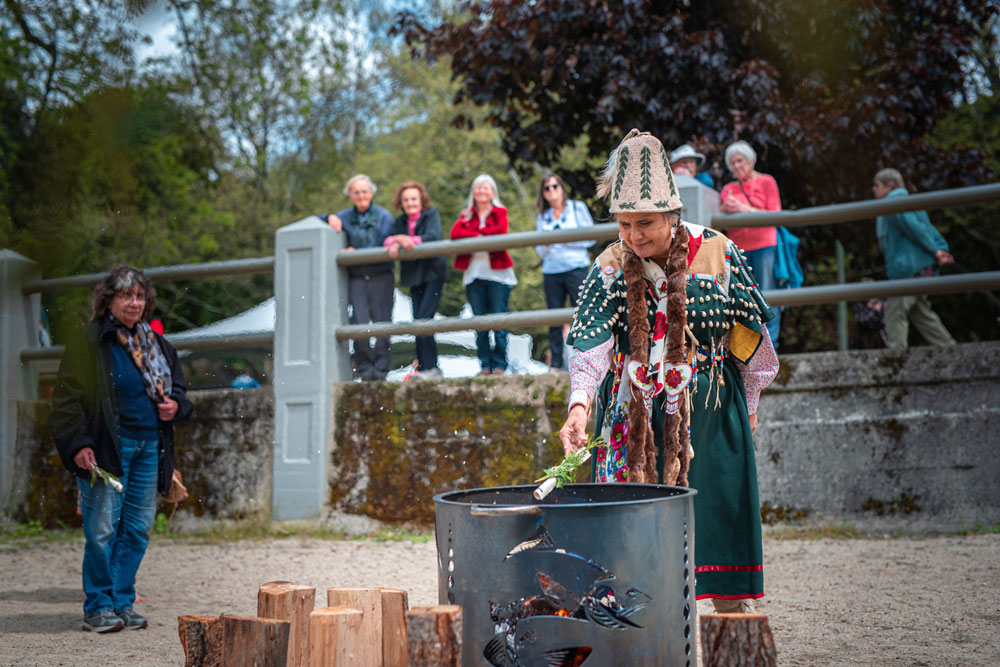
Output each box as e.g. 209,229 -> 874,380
719,140 -> 782,347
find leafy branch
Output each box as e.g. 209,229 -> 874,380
535,434 -> 605,489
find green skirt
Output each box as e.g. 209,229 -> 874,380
593,357 -> 763,600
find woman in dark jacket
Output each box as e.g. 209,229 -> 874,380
48,265 -> 193,633
385,180 -> 448,378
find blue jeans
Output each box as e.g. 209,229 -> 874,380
465,279 -> 511,371
743,245 -> 780,349
77,436 -> 159,614
543,267 -> 589,369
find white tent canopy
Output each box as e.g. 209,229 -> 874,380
169,290 -> 550,381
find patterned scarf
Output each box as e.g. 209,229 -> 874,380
611,225 -> 691,485
109,314 -> 172,404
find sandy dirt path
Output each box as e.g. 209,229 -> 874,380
1,533 -> 998,666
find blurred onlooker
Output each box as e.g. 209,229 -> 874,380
450,174 -> 516,375
534,173 -> 595,371
669,144 -> 715,189
231,372 -> 260,389
385,180 -> 447,379
852,278 -> 888,349
872,168 -> 956,349
720,140 -> 782,348
326,174 -> 395,380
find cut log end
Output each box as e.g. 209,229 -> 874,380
700,613 -> 778,667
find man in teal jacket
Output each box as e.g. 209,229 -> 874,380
872,168 -> 956,349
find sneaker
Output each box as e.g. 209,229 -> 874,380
116,609 -> 148,630
83,609 -> 124,633
417,367 -> 443,380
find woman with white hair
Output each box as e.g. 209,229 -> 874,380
719,140 -> 782,347
450,174 -> 517,375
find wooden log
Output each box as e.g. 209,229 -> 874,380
378,588 -> 409,667
178,615 -> 223,667
258,581 -> 317,667
220,614 -> 291,667
405,605 -> 462,667
700,613 -> 778,667
325,588 -> 381,667
309,606 -> 364,667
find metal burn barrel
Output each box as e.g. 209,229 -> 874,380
433,483 -> 697,666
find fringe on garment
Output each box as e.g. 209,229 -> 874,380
623,246 -> 652,483
661,225 -> 690,486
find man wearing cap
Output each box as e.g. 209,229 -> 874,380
669,143 -> 715,189
872,168 -> 956,349
559,129 -> 779,613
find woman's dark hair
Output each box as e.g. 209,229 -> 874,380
536,173 -> 568,214
92,264 -> 156,321
392,180 -> 433,212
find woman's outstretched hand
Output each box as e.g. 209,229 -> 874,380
559,404 -> 589,455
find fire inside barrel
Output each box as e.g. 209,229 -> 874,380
483,525 -> 652,666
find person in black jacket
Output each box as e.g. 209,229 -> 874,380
48,265 -> 193,633
385,180 -> 448,378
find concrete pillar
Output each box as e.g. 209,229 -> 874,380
0,250 -> 41,510
272,219 -> 351,520
676,174 -> 720,228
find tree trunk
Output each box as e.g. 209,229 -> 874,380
258,581 -> 317,667
309,606 -> 364,667
405,605 -> 462,667
220,614 -> 291,667
178,615 -> 223,667
700,613 -> 778,667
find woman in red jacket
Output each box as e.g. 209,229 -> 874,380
450,174 -> 517,375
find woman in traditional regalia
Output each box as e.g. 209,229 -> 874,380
558,129 -> 779,613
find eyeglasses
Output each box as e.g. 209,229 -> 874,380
543,183 -> 561,192
115,292 -> 146,303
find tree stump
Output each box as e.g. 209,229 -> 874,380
258,581 -> 317,667
178,615 -> 223,667
405,605 -> 462,667
378,588 -> 410,667
220,614 -> 291,667
325,588 -> 382,667
700,613 -> 778,667
309,606 -> 364,667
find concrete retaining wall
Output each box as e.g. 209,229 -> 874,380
7,389 -> 273,528
755,341 -> 1000,533
7,342 -> 999,533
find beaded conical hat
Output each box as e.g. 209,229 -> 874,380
600,129 -> 683,213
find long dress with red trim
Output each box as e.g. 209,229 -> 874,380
565,222 -> 778,600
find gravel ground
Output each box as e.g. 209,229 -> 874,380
1,533 -> 998,666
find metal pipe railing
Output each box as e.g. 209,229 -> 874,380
336,223 -> 620,266
18,182 -> 1000,355
710,182 -> 1000,229
22,257 -> 275,295
20,330 -> 275,362
332,271 -> 1000,341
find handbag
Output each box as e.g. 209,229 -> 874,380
164,469 -> 189,503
